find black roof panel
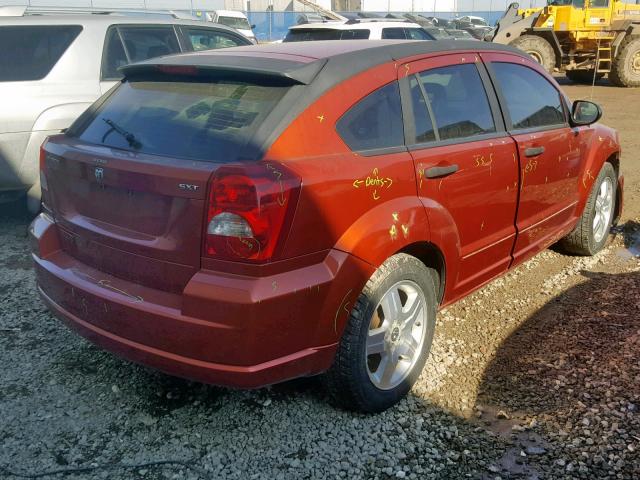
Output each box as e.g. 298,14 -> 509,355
121,40 -> 527,86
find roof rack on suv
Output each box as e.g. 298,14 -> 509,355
344,17 -> 411,24
0,5 -> 199,20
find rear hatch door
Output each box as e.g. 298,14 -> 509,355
43,72 -> 293,292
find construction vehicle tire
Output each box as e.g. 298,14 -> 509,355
510,35 -> 555,72
566,70 -> 604,84
609,36 -> 640,87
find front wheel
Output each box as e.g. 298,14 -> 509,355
560,162 -> 616,255
324,254 -> 437,412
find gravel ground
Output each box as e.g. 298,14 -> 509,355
1,83 -> 639,480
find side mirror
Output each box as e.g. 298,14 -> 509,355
251,24 -> 256,29
571,100 -> 602,126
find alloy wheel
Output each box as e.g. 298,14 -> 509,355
366,281 -> 427,390
593,177 -> 614,243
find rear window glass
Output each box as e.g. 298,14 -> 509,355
0,25 -> 82,82
75,79 -> 289,163
283,29 -> 369,42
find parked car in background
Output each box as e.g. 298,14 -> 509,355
398,13 -> 435,27
283,19 -> 435,42
457,15 -> 490,27
424,27 -> 478,40
209,10 -> 256,43
426,17 -> 454,28
451,16 -> 493,39
33,40 -> 622,412
0,9 -> 251,212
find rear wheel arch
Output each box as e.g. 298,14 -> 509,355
398,242 -> 446,305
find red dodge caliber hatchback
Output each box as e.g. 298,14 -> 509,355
32,40 -> 623,412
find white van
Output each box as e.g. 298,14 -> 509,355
210,10 -> 257,43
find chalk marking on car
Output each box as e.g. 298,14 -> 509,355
334,289 -> 353,335
389,224 -> 398,240
583,169 -> 595,188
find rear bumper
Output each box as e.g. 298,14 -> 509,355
30,214 -> 373,388
38,286 -> 337,388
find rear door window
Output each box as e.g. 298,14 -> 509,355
411,64 -> 496,142
119,26 -> 180,63
75,79 -> 289,163
381,28 -> 407,39
101,27 -> 128,80
102,26 -> 181,81
336,82 -> 404,152
339,29 -> 370,40
491,62 -> 566,130
0,25 -> 82,82
181,27 -> 249,51
406,28 -> 432,40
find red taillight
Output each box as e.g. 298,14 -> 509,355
204,162 -> 301,263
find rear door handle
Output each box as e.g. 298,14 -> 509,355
424,164 -> 459,179
524,146 -> 545,157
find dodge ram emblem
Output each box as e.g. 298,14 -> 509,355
95,167 -> 104,182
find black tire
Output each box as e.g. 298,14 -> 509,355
324,253 -> 437,413
609,36 -> 640,87
566,69 -> 604,84
560,163 -> 617,256
510,35 -> 556,73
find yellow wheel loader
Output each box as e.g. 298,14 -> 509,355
490,0 -> 640,86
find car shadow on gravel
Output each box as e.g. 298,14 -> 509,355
474,237 -> 639,478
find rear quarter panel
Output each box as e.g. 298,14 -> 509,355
263,63 -> 432,338
265,62 -> 430,266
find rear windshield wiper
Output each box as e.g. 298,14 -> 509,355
102,118 -> 142,149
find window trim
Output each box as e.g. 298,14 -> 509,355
407,131 -> 508,152
484,60 -> 569,134
399,57 -> 506,149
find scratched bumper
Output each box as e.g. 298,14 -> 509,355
29,214 -> 371,388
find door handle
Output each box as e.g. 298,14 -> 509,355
424,164 -> 459,179
524,146 -> 545,157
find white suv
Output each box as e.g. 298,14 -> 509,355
0,8 -> 251,212
283,19 -> 435,42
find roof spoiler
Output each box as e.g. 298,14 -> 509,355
120,55 -> 328,85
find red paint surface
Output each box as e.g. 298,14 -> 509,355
31,46 -> 623,388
